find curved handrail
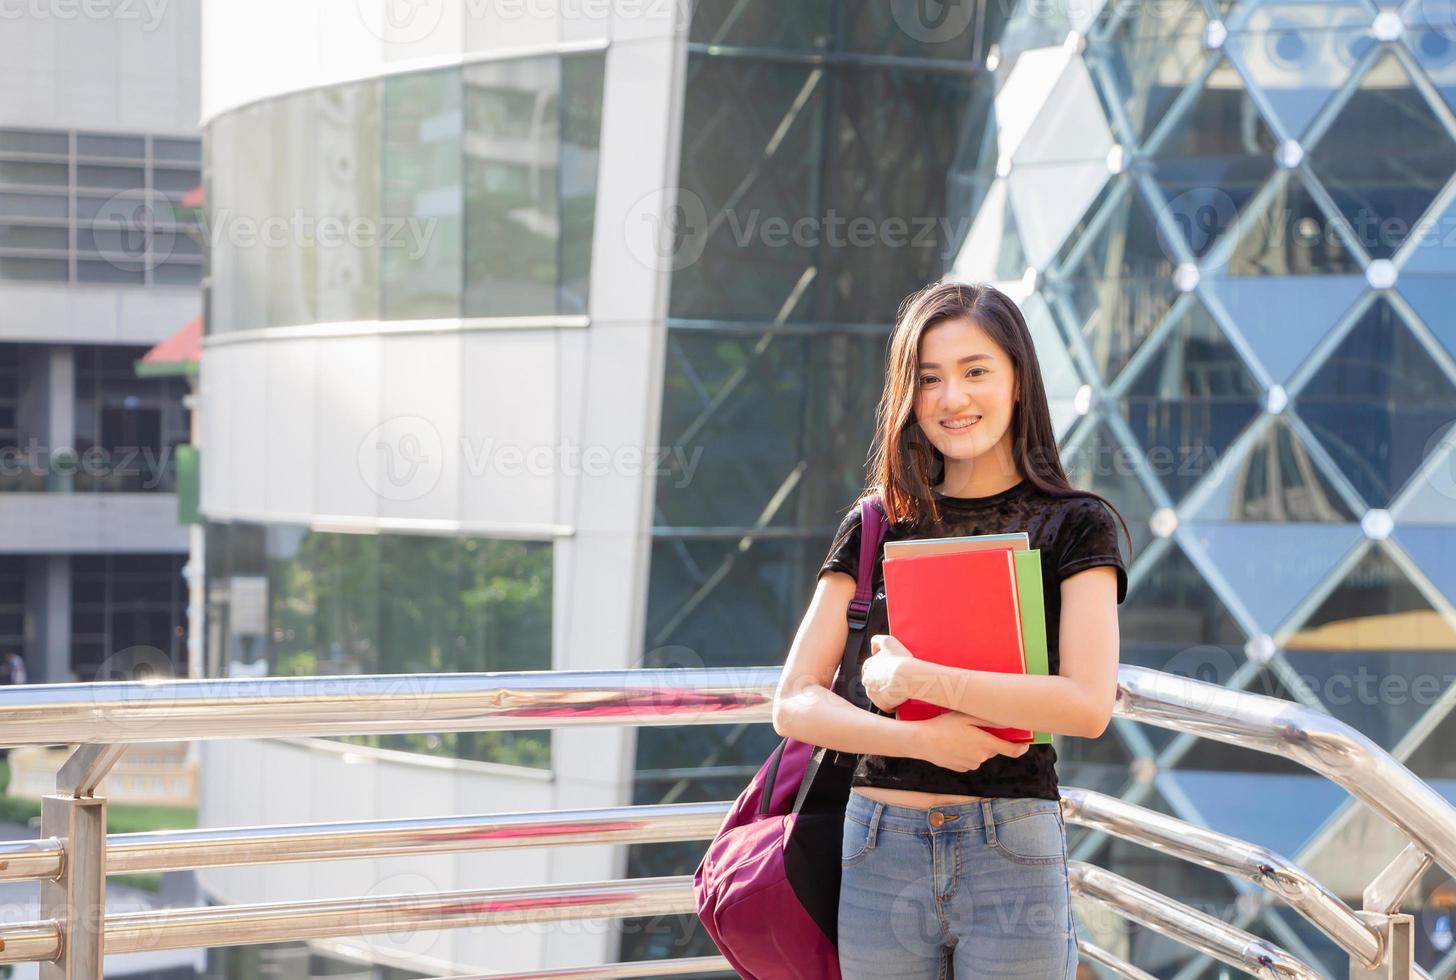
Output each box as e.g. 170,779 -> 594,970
0,664 -> 1445,978
1069,862 -> 1320,980
1114,664 -> 1456,880
1060,786 -> 1384,969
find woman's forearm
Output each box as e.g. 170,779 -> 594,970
900,660 -> 1109,737
773,683 -> 923,758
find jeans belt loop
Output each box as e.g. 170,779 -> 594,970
866,801 -> 884,851
980,799 -> 996,845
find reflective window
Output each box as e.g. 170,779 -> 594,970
1060,416 -> 1157,559
1148,59 -> 1278,260
1297,298 -> 1456,507
1285,545 -> 1456,751
383,68 -> 463,320
71,553 -> 188,681
71,346 -> 190,493
1211,274 -> 1366,382
687,0 -> 990,62
1308,51 -> 1456,260
1046,180 -> 1179,385
1190,415 -> 1357,523
1118,542 -> 1245,748
666,57 -> 983,323
464,53 -> 605,317
206,56 -> 605,334
1085,0 -> 1209,146
1119,299 -> 1263,502
316,80 -> 383,323
203,521 -> 553,768
1224,9 -> 1373,140
1216,169 -> 1364,276
0,555 -> 21,658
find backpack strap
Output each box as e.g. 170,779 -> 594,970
792,494 -> 889,814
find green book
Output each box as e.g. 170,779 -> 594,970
1012,549 -> 1053,745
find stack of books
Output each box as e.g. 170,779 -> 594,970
881,531 -> 1051,744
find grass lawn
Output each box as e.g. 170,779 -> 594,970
0,758 -> 198,893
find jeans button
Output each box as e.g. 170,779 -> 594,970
929,811 -> 945,828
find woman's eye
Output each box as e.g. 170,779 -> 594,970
917,375 -> 937,386
968,368 -> 987,378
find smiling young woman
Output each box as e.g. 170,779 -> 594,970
771,280 -> 1131,979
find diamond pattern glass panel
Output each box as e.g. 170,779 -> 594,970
1284,545 -> 1456,750
1308,50 -> 1456,260
1119,298 -> 1264,502
1393,527 -> 1456,608
1190,415 -> 1359,522
1403,21 -> 1456,116
1148,58 -> 1279,259
1212,274 -> 1367,382
1063,416 -> 1159,558
1397,274 -> 1456,364
1297,298 -> 1456,506
1086,0 -> 1211,146
1048,182 -> 1180,384
1224,0 -> 1374,140
1187,521 -> 1362,633
1215,169 -> 1365,275
1120,542 -> 1246,748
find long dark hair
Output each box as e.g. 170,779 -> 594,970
861,280 -> 1132,556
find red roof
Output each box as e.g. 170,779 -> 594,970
139,315 -> 201,374
180,184 -> 204,209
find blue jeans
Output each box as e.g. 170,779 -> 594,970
838,789 -> 1078,979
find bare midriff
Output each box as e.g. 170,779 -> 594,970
853,786 -> 990,808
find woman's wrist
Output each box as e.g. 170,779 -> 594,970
891,717 -> 925,760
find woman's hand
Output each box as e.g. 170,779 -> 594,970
862,634 -> 917,713
863,634 -> 999,726
906,711 -> 1031,772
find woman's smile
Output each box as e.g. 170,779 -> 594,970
940,414 -> 981,433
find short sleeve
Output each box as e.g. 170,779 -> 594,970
817,504 -> 863,583
1055,496 -> 1128,604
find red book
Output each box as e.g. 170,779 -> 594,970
881,547 -> 1032,742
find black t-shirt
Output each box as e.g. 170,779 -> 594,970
816,478 -> 1128,800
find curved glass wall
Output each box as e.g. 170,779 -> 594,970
624,0 -> 1005,961
204,521 -> 552,768
204,52 -> 605,334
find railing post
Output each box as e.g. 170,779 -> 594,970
39,795 -> 106,980
1350,911 -> 1415,980
41,744 -> 124,980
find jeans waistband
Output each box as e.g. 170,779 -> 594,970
846,788 -> 1061,836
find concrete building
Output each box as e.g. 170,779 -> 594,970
0,4 -> 200,685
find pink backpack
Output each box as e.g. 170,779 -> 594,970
693,495 -> 889,978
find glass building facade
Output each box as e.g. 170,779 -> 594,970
203,522 -> 553,767
625,0 -> 1456,974
203,53 -> 604,334
198,51 -> 608,769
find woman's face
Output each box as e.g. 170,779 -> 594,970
913,316 -> 1018,464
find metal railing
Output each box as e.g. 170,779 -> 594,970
0,664 -> 1448,979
